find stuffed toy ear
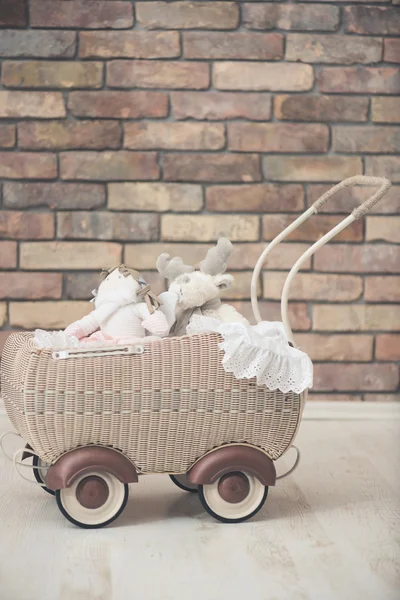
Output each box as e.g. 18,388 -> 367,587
214,273 -> 234,290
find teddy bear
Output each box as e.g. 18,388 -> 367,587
64,264 -> 170,344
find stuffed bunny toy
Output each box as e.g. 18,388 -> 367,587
157,238 -> 249,336
65,264 -> 170,344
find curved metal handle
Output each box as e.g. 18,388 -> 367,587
312,175 -> 391,219
251,176 -> 391,332
281,176 -> 392,344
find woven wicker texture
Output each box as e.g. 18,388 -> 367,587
1,333 -> 303,473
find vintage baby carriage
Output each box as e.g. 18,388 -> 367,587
0,176 -> 391,529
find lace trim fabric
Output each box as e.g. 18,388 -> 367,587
186,315 -> 313,394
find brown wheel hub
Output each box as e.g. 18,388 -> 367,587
218,472 -> 250,504
76,475 -> 109,509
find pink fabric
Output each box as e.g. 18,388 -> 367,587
142,310 -> 170,336
79,331 -> 143,345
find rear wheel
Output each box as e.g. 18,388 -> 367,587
55,470 -> 129,529
169,474 -> 198,493
32,455 -> 55,496
199,471 -> 268,523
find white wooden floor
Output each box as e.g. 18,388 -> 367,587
0,404 -> 399,600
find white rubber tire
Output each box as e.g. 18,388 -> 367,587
199,472 -> 268,523
56,470 -> 129,529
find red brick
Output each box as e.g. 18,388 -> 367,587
18,120 -> 121,150
296,334 -> 373,361
65,271 -> 166,300
313,363 -> 398,392
172,92 -> 271,121
60,151 -> 159,181
0,91 -> 66,118
0,153 -> 57,180
30,1 -> 133,29
108,60 -> 209,90
69,91 -> 168,119
219,271 -> 259,301
124,122 -> 225,151
207,184 -> 304,213
371,98 -> 400,123
0,241 -> 17,268
228,123 -> 328,152
0,304 -> 7,328
344,7 -> 400,34
57,212 -> 158,242
286,34 -> 381,64
307,184 -> 400,214
214,62 -> 314,91
108,183 -> 202,212
79,31 -> 180,58
384,39 -> 400,63
332,126 -> 400,153
0,30 -> 76,58
0,272 -> 62,300
366,217 -> 400,243
0,211 -> 54,240
365,277 -> 400,302
299,0 -> 389,3
3,183 -> 105,210
263,214 -> 362,242
230,301 -> 311,331
365,156 -> 400,183
315,244 -> 400,273
184,32 -> 283,60
0,124 -> 15,148
163,153 -> 261,183
318,67 -> 400,94
263,156 -> 362,182
125,242 -> 312,271
242,4 -> 339,31
275,95 -> 369,122
20,242 -> 122,270
2,61 -> 103,89
264,272 -> 362,301
315,303 -> 400,332
0,0 -> 27,27
376,335 -> 400,361
136,2 -> 239,30
161,215 -> 259,242
9,301 -> 91,330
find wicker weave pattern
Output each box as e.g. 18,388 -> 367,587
1,333 -> 303,473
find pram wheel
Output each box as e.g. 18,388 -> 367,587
32,455 -> 55,496
169,474 -> 198,493
55,470 -> 129,529
199,470 -> 268,523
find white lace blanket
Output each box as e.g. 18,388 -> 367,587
186,315 -> 313,394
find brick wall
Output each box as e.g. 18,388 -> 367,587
0,0 -> 399,401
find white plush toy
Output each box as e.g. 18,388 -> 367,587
65,264 -> 170,344
157,238 -> 249,336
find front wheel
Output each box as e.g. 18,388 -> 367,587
199,471 -> 268,523
55,471 -> 129,529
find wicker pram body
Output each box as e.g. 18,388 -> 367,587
0,177 -> 391,527
2,331 -> 303,473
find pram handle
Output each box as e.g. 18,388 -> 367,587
311,175 -> 391,220
250,176 -> 392,344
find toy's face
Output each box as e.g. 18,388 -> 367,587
98,268 -> 141,301
169,271 -> 234,309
